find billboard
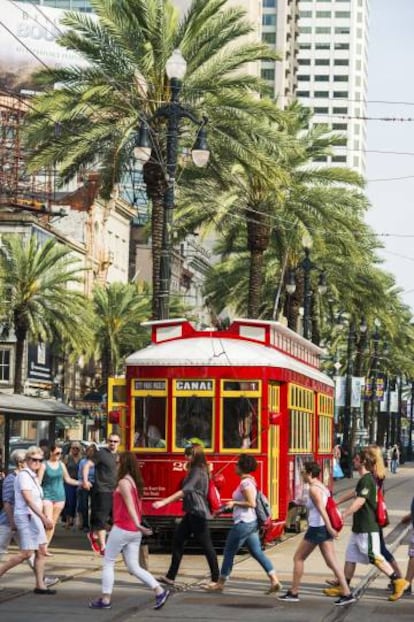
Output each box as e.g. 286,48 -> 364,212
0,1 -> 87,91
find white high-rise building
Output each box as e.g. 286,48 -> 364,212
260,0 -> 369,175
295,0 -> 369,175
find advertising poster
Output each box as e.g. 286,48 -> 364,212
0,1 -> 87,92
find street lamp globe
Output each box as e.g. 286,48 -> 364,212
134,121 -> 152,163
166,49 -> 187,80
286,268 -> 297,295
302,231 -> 313,250
191,125 -> 210,167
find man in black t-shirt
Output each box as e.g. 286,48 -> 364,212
83,435 -> 120,555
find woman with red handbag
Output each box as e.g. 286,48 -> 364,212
366,445 -> 403,581
278,462 -> 354,606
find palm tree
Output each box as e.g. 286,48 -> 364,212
24,0 -> 280,318
92,282 -> 151,385
179,104 -> 367,319
0,235 -> 91,393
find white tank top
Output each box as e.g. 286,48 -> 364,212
306,484 -> 329,527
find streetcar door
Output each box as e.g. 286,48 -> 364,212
107,377 -> 127,450
268,424 -> 280,518
268,382 -> 280,518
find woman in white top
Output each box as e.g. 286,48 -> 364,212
207,454 -> 281,593
0,446 -> 55,594
278,461 -> 353,605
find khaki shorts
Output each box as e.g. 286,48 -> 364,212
345,531 -> 384,565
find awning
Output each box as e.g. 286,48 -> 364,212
0,393 -> 79,418
57,416 -> 81,430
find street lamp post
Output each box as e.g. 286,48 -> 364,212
134,49 -> 210,320
370,320 -> 381,443
408,381 -> 414,461
342,316 -> 367,473
286,235 -> 327,341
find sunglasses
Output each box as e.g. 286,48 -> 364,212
29,457 -> 43,463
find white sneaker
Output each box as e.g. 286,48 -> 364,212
44,576 -> 60,588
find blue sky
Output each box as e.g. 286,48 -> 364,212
366,0 -> 414,311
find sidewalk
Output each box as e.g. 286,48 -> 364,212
0,464 -> 412,619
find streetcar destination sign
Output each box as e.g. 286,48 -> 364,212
175,380 -> 213,391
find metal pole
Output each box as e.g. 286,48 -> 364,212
370,328 -> 379,444
343,323 -> 354,476
302,248 -> 312,340
408,381 -> 414,460
159,78 -> 180,320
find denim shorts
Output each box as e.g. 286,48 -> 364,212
304,525 -> 332,545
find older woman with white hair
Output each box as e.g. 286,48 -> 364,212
0,446 -> 55,594
0,449 -> 27,560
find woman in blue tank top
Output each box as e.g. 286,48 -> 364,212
38,443 -> 80,554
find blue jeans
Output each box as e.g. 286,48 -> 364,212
220,520 -> 274,579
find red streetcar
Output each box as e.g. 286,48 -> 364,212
106,318 -> 334,544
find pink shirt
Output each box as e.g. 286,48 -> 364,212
112,478 -> 142,532
232,477 -> 257,524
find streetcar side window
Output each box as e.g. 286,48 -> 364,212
134,396 -> 166,449
175,396 -> 213,448
222,397 -> 259,449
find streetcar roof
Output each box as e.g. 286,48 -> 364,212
125,337 -> 334,387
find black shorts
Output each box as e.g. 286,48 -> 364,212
304,525 -> 333,545
90,490 -> 113,530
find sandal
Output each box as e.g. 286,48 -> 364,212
265,582 -> 283,594
325,579 -> 340,587
205,582 -> 224,592
157,576 -> 176,587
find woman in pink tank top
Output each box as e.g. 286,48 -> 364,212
89,452 -> 170,610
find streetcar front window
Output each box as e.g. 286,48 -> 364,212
134,396 -> 166,449
222,397 -> 259,449
175,396 -> 213,448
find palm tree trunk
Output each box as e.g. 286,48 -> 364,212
246,207 -> 271,319
143,161 -> 167,320
14,327 -> 26,394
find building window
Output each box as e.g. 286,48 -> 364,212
314,156 -> 328,162
333,107 -> 348,114
0,348 -> 11,382
262,0 -> 276,6
332,123 -> 348,130
334,75 -> 348,82
315,58 -> 330,65
333,91 -> 348,98
316,43 -> 331,50
314,91 -> 329,98
332,155 -> 347,162
262,32 -> 276,45
299,43 -> 312,49
298,58 -> 311,65
297,75 -> 310,81
334,59 -> 349,65
335,27 -> 350,34
263,14 -> 276,25
300,11 -> 312,17
316,27 -> 331,34
299,26 -> 312,34
296,91 -> 310,97
314,107 -> 329,114
335,11 -> 351,18
315,75 -> 330,81
334,43 -> 349,50
316,11 -> 331,18
261,68 -> 275,81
